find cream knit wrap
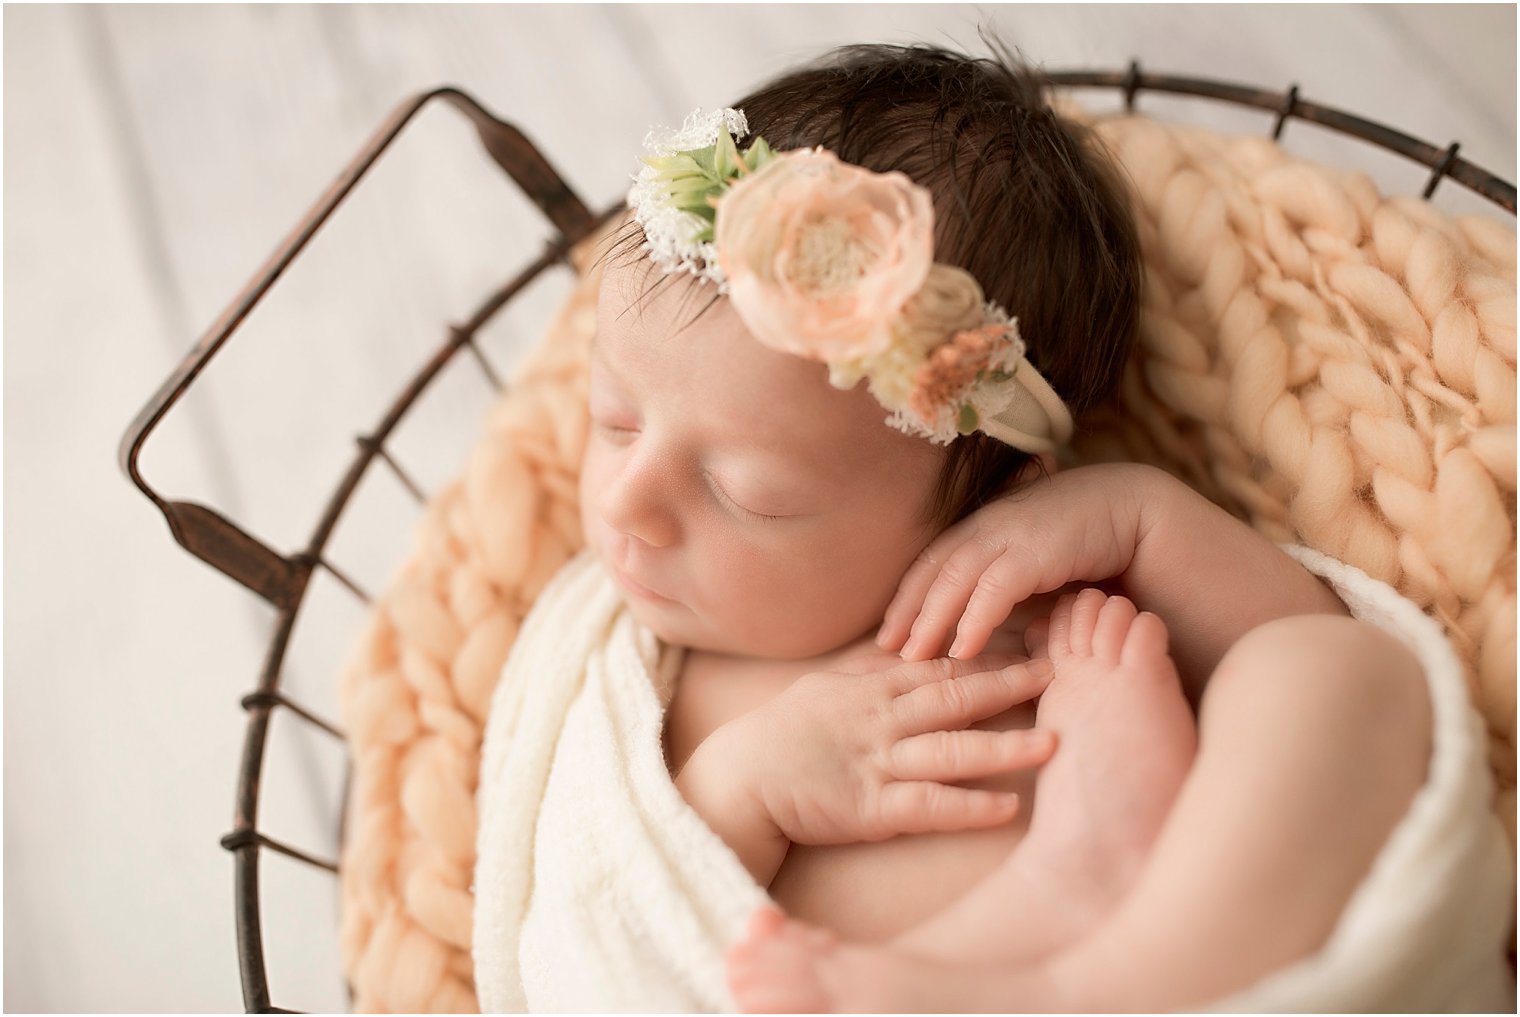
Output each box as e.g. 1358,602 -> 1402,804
336,111 -> 1517,1012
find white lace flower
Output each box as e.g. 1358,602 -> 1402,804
628,107 -> 750,289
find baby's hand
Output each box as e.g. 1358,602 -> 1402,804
680,654 -> 1057,884
878,464 -> 1155,662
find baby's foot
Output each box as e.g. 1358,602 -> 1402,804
727,909 -> 1049,1013
1019,589 -> 1197,920
727,909 -> 835,1012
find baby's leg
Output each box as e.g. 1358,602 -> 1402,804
731,589 -> 1198,1009
729,608 -> 1431,1012
893,589 -> 1197,964
1040,610 -> 1432,1010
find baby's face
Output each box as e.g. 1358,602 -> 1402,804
579,258 -> 944,659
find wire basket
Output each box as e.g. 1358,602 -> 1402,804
119,71 -> 1515,1014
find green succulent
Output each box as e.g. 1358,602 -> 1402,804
640,130 -> 777,243
957,404 -> 981,435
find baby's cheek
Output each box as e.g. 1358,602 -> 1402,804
731,548 -> 883,655
699,546 -> 810,649
577,446 -> 610,540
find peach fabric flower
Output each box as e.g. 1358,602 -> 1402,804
714,149 -> 934,362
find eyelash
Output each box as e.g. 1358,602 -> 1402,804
704,471 -> 785,523
593,418 -> 637,440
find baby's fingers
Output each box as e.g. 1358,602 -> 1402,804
946,550 -> 1040,660
898,541 -> 1011,660
875,782 -> 1021,835
889,728 -> 1057,783
878,527 -> 971,652
894,658 -> 1055,732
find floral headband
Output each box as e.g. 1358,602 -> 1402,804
627,107 -> 1074,453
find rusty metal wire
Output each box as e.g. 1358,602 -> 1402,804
120,73 -> 1515,1013
1048,64 -> 1515,211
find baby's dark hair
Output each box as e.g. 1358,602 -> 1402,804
610,41 -> 1142,527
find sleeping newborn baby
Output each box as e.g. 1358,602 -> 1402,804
589,249 -> 1209,949
474,43 -> 1456,1013
585,247 -> 1422,1015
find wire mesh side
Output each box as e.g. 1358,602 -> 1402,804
222,234 -> 607,1013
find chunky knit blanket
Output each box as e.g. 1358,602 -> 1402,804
337,112 -> 1516,1011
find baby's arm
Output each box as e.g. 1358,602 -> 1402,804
674,656 -> 1057,886
882,463 -> 1347,699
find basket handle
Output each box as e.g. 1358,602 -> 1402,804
118,87 -> 598,609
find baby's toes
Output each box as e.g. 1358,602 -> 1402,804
1045,593 -> 1078,657
1023,616 -> 1050,660
1065,587 -> 1107,657
1090,594 -> 1139,663
744,906 -> 786,939
1119,610 -> 1171,669
727,915 -> 834,1013
730,963 -> 829,1015
771,913 -> 837,954
727,910 -> 782,981
795,918 -> 837,952
726,931 -> 764,984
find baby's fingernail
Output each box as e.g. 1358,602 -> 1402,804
899,627 -> 920,656
948,637 -> 965,658
1026,658 -> 1055,676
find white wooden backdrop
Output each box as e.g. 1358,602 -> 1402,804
4,4 -> 1513,1012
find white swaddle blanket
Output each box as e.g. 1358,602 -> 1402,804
473,550 -> 768,1011
474,548 -> 1514,1013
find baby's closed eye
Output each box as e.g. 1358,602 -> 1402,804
703,469 -> 792,522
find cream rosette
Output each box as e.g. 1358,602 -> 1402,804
830,263 -> 989,419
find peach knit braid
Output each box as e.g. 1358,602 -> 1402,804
1072,111 -> 1515,851
336,237 -> 601,1012
336,114 -> 1515,1012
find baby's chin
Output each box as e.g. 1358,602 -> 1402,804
622,595 -> 874,661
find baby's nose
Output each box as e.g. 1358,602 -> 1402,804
601,460 -> 678,549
